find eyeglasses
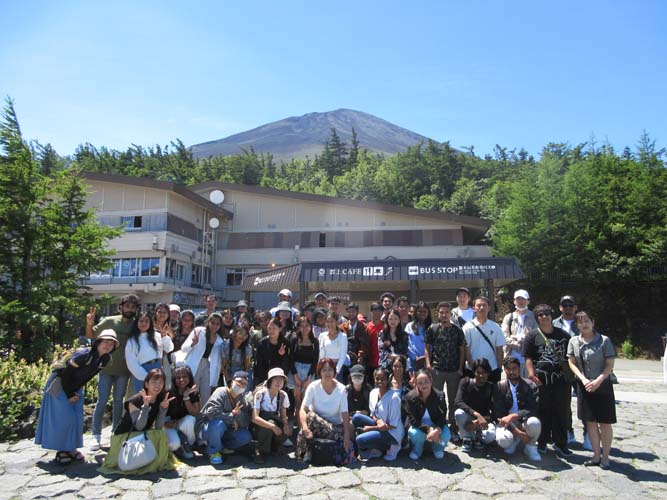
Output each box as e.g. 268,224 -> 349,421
536,312 -> 553,318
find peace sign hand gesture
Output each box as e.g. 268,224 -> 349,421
139,389 -> 152,407
191,330 -> 200,346
160,396 -> 176,409
278,343 -> 286,356
86,306 -> 97,326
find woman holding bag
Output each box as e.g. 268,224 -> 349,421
99,368 -> 177,474
567,311 -> 617,470
35,330 -> 119,464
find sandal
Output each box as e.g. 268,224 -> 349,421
55,451 -> 73,465
69,451 -> 85,461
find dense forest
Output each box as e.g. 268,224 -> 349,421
30,127 -> 667,355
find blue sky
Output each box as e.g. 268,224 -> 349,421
1,0 -> 666,157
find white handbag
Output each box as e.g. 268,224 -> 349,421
118,431 -> 157,471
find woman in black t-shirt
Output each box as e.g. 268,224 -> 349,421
165,365 -> 200,458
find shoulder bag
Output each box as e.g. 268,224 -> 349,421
473,325 -> 502,382
118,430 -> 157,471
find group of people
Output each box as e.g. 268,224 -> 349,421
34,287 -> 618,472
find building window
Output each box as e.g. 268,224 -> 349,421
319,232 -> 326,248
225,268 -> 247,286
121,216 -> 143,230
192,264 -> 202,285
140,257 -> 160,277
202,267 -> 211,286
112,258 -> 138,277
166,259 -> 185,280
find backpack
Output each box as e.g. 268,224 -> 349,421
51,347 -> 94,372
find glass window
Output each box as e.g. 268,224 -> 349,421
121,258 -> 138,277
176,264 -> 185,280
192,264 -> 202,285
121,216 -> 143,229
141,257 -> 160,276
226,268 -> 246,286
111,259 -> 121,277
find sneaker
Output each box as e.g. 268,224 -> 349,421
524,444 -> 541,462
553,444 -> 573,457
462,439 -> 473,452
89,435 -> 102,451
409,451 -> 420,460
360,448 -> 384,460
583,434 -> 593,451
384,444 -> 401,461
433,450 -> 445,459
253,449 -> 265,464
181,449 -> 194,460
537,443 -> 547,454
503,440 -> 519,455
209,452 -> 223,465
282,438 -> 294,447
567,430 -> 577,444
473,439 -> 485,450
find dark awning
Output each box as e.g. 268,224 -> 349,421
241,258 -> 523,292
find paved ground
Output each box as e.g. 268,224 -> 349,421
1,359 -> 666,500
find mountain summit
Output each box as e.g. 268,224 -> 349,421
190,109 -> 433,161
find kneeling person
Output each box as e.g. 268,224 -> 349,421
454,358 -> 497,452
251,368 -> 292,463
196,371 -> 252,465
493,357 -> 542,462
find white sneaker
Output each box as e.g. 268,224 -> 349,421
89,435 -> 102,451
384,443 -> 401,461
503,440 -> 519,455
282,438 -> 294,447
360,448 -> 384,460
524,444 -> 542,462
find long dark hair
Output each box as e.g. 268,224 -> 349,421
206,312 -> 224,341
153,302 -> 171,331
268,316 -> 288,345
295,316 -> 316,343
169,365 -> 195,397
177,310 -> 196,336
143,368 -> 167,402
129,311 -> 158,353
229,325 -> 250,360
415,301 -> 432,328
382,309 -> 406,345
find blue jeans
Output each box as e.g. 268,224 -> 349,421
408,425 -> 450,458
202,419 -> 252,455
92,372 -> 129,436
352,414 -> 396,451
131,360 -> 162,393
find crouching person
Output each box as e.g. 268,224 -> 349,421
165,365 -> 200,459
251,368 -> 291,463
196,371 -> 252,465
455,358 -> 498,452
405,368 -> 451,460
493,356 -> 542,462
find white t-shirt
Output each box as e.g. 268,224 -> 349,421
509,381 -> 519,415
302,380 -> 348,424
253,388 -> 290,412
456,308 -> 475,323
463,319 -> 506,370
318,331 -> 348,374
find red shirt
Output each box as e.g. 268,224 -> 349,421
366,320 -> 383,368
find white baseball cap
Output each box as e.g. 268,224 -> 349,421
513,289 -> 530,300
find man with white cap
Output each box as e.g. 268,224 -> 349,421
501,289 -> 538,375
270,289 -> 300,318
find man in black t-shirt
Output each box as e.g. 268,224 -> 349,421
522,304 -> 572,457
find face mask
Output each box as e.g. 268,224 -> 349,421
231,383 -> 245,396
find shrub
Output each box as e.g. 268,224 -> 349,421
0,347 -> 99,442
621,337 -> 635,359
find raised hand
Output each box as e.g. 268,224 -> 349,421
86,306 -> 97,326
191,330 -> 200,346
231,401 -> 242,416
184,384 -> 198,398
139,389 -> 151,407
160,396 -> 176,409
278,343 -> 286,356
